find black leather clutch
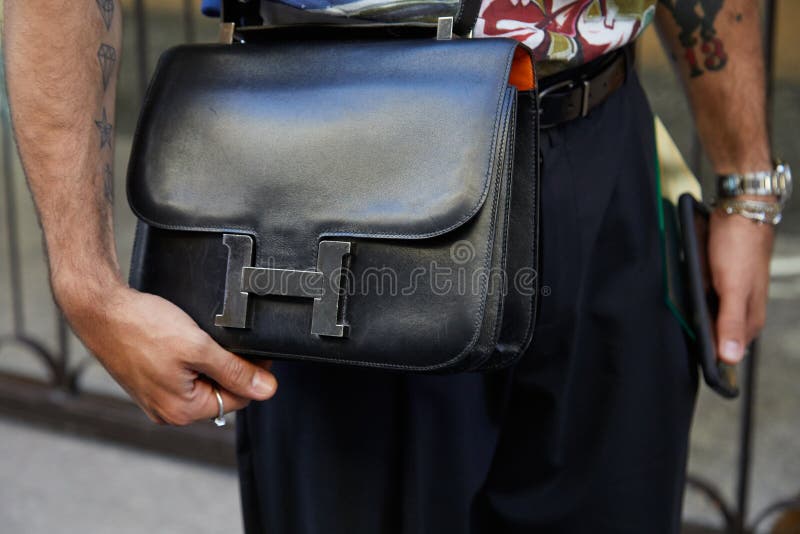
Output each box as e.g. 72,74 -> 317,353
127,35 -> 540,372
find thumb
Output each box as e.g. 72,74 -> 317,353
715,291 -> 748,364
195,343 -> 278,401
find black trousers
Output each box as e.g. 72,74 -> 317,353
236,68 -> 699,534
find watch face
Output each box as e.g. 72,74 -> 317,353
720,175 -> 741,196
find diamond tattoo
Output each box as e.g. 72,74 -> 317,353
97,44 -> 117,91
95,108 -> 113,150
96,0 -> 114,30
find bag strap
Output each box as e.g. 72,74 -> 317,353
453,0 -> 481,37
221,0 -> 261,28
220,0 -> 481,38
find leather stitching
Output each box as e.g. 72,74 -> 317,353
316,42 -> 518,241
223,88 -> 516,372
128,43 -> 520,253
473,89 -> 516,368
483,76 -> 540,370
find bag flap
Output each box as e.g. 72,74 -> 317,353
127,38 -> 526,265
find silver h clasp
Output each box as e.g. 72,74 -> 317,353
214,234 -> 352,337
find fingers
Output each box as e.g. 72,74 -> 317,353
197,380 -> 251,422
150,381 -> 250,426
82,288 -> 278,427
192,340 -> 277,401
707,211 -> 773,366
715,289 -> 748,364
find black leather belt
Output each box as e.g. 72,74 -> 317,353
538,47 -> 629,128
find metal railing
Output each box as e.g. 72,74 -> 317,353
0,1 -> 798,532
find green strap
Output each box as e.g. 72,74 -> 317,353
654,134 -> 696,339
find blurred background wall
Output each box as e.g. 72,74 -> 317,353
0,1 -> 798,533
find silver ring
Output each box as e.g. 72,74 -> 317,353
212,386 -> 226,427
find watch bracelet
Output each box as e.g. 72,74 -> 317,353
716,160 -> 792,202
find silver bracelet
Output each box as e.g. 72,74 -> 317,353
714,198 -> 783,225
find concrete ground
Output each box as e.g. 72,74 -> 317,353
1,5 -> 799,534
0,418 -> 241,534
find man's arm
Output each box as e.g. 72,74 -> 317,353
656,0 -> 773,364
3,0 -> 277,425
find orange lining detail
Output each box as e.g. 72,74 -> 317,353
509,47 -> 535,91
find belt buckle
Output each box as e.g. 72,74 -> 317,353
537,78 -> 575,100
538,78 -> 592,126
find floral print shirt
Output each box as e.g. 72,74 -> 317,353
474,0 -> 656,76
203,0 -> 655,76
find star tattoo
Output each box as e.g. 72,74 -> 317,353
95,108 -> 113,150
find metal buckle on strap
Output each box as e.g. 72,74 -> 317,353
538,79 -> 591,117
579,80 -> 591,117
537,78 -> 574,100
436,17 -> 454,40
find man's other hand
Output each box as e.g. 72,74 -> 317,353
708,211 -> 774,365
60,285 -> 277,425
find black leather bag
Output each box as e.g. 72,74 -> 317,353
127,33 -> 540,372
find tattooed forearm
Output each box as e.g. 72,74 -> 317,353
97,44 -> 117,91
95,1 -> 116,205
96,0 -> 114,30
655,0 -> 770,175
5,0 -> 124,293
658,0 -> 729,77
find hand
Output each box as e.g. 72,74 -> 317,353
708,209 -> 774,364
60,284 -> 277,425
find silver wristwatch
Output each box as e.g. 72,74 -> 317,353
715,160 -> 792,225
